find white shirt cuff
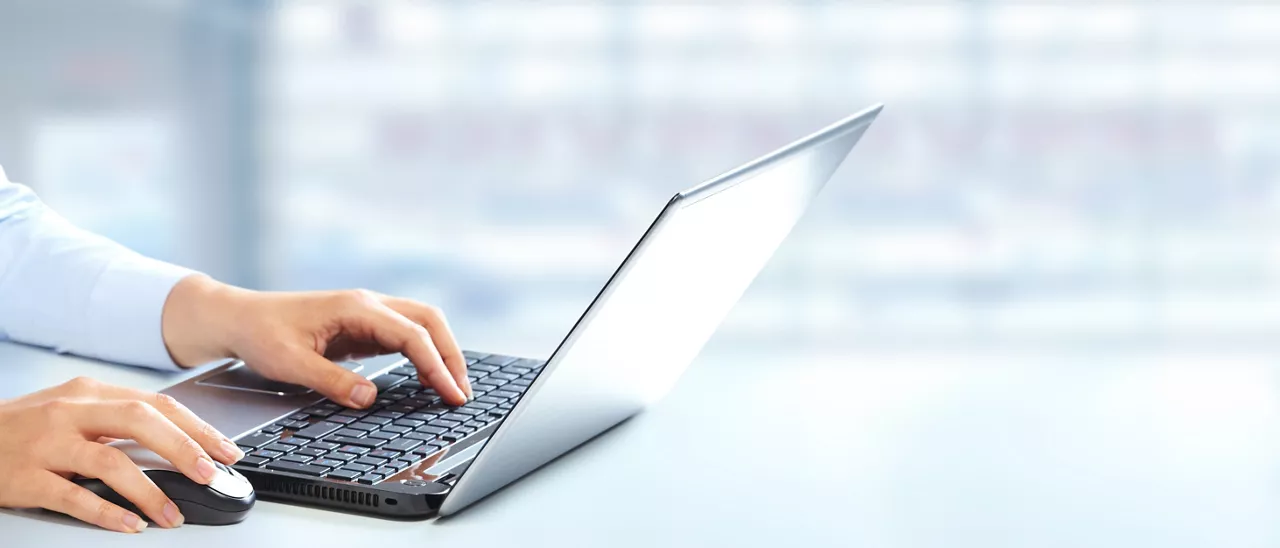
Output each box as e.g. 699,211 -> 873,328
86,255 -> 195,370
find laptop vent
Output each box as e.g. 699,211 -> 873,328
258,477 -> 380,508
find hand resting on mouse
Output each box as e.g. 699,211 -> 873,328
0,377 -> 243,532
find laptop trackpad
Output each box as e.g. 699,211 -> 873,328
196,361 -> 364,396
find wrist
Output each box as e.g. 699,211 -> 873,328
162,275 -> 254,368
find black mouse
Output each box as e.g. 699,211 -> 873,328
74,441 -> 256,525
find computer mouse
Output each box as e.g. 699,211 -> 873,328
73,440 -> 256,525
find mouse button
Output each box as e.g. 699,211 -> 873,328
208,469 -> 254,500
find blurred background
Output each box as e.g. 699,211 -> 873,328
2,0 -> 1279,359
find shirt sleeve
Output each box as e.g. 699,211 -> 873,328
0,165 -> 194,370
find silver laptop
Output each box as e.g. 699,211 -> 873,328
163,104 -> 882,518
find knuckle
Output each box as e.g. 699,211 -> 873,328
345,288 -> 378,307
151,393 -> 183,415
120,400 -> 155,420
95,447 -> 130,473
198,420 -> 222,442
95,498 -> 117,521
59,483 -> 86,508
424,304 -> 446,320
40,398 -> 78,424
63,376 -> 97,394
175,436 -> 204,459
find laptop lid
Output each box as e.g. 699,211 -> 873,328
440,105 -> 883,515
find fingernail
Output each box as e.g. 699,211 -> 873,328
163,502 -> 184,528
221,439 -> 244,462
122,511 -> 146,532
463,377 -> 475,399
196,457 -> 217,482
351,383 -> 376,407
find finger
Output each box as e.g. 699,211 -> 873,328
291,350 -> 379,409
379,297 -> 472,399
69,400 -> 221,487
32,471 -> 148,533
339,297 -> 467,405
89,385 -> 243,464
55,442 -> 184,528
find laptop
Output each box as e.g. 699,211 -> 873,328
163,104 -> 882,518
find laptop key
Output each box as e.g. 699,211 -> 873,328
372,374 -> 403,393
326,435 -> 385,448
328,414 -> 358,425
236,455 -> 270,467
488,372 -> 520,382
306,441 -> 339,451
492,390 -> 521,399
263,443 -> 295,454
362,416 -> 393,426
312,458 -> 347,469
347,422 -> 378,432
236,433 -> 279,449
324,451 -> 356,462
266,461 -> 329,476
279,454 -> 314,464
342,463 -> 375,474
393,419 -> 425,428
477,396 -> 507,405
356,456 -> 387,467
335,445 -> 370,455
403,431 -> 440,443
261,424 -> 285,435
333,428 -> 367,438
327,469 -> 362,482
464,420 -> 487,429
455,405 -> 489,414
251,449 -> 284,459
357,473 -> 384,485
385,438 -> 423,452
509,379 -> 533,387
441,413 -> 471,422
293,421 -> 343,440
429,418 -> 461,429
368,450 -> 401,460
481,355 -> 519,366
294,447 -> 327,458
382,425 -> 411,435
376,466 -> 399,477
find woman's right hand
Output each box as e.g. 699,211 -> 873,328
0,377 -> 243,532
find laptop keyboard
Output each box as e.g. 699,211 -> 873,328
231,351 -> 543,486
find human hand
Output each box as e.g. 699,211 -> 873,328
0,377 -> 242,532
161,276 -> 472,408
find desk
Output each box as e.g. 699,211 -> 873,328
2,341 -> 1278,547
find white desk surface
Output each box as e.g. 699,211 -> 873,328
1,340 -> 1278,547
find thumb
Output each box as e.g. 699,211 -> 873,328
293,352 -> 378,409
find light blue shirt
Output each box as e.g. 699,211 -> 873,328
0,164 -> 191,370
